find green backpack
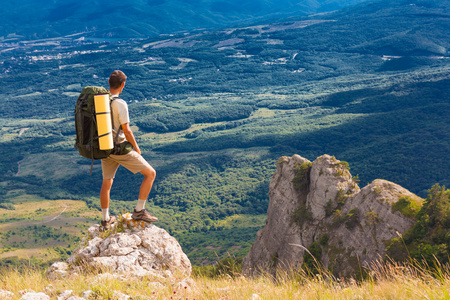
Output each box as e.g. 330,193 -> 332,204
74,86 -> 115,173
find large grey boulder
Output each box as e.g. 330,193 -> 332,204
243,154 -> 421,277
47,213 -> 191,280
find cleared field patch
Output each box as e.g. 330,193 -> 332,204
15,153 -> 88,180
215,214 -> 266,229
0,200 -> 98,261
170,58 -> 197,70
0,248 -> 57,260
249,108 -> 276,119
0,118 -> 65,142
0,199 -> 94,224
4,192 -> 47,204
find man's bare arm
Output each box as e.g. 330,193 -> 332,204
122,122 -> 141,155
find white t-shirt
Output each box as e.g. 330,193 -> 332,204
111,96 -> 129,144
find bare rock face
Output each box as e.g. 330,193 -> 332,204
47,213 -> 191,280
243,154 -> 421,277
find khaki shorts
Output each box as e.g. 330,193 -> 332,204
101,150 -> 152,179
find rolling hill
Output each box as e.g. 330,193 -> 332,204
0,0 -> 367,39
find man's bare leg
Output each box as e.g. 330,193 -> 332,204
100,178 -> 114,209
100,178 -> 114,223
133,166 -> 158,222
138,166 -> 156,201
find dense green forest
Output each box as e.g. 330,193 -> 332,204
0,0 -> 367,39
0,0 -> 449,265
387,184 -> 450,266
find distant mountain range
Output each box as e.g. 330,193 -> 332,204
0,0 -> 367,39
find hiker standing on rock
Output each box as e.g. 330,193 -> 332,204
100,70 -> 158,227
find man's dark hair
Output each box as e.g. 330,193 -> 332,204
109,70 -> 127,89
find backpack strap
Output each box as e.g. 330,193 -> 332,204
110,96 -> 124,155
74,93 -> 89,150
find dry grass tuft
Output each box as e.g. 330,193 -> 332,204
1,259 -> 450,299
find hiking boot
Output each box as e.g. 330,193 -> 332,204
101,215 -> 116,228
132,208 -> 158,223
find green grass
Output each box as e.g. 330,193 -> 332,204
392,196 -> 423,219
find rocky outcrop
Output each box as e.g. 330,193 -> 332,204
47,213 -> 191,280
243,154 -> 422,277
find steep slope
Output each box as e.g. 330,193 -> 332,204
243,154 -> 422,276
0,0 -> 367,39
273,0 -> 450,56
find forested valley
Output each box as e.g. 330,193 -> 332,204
0,0 -> 449,266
